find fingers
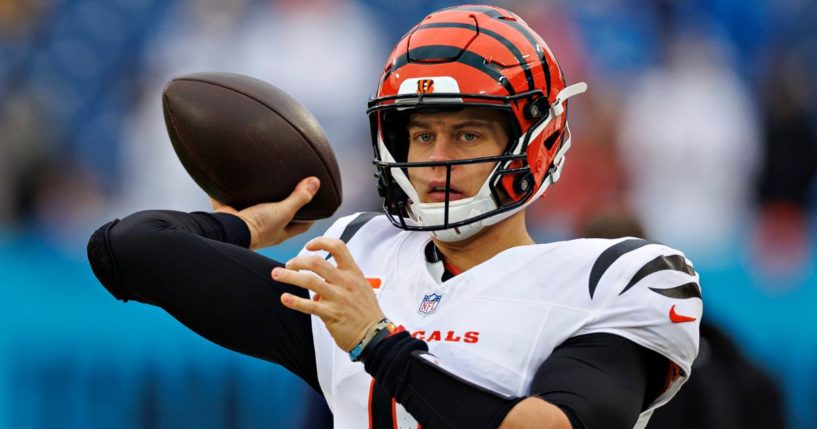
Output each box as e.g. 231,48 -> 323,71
285,255 -> 341,284
210,198 -> 222,211
306,237 -> 360,272
280,292 -> 324,317
278,177 -> 320,219
210,198 -> 238,215
272,266 -> 335,299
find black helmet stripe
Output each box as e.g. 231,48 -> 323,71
451,5 -> 552,97
415,22 -> 535,92
387,45 -> 516,95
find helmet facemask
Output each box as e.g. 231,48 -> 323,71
371,96 -> 532,241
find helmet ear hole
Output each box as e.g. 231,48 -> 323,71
543,131 -> 561,150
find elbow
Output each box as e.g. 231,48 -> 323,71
87,211 -> 166,303
498,397 -> 573,429
87,218 -> 131,301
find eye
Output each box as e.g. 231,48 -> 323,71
414,132 -> 434,143
459,132 -> 479,143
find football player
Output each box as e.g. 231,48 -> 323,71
88,5 -> 701,429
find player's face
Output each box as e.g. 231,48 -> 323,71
406,108 -> 509,203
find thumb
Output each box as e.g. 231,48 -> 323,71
279,177 -> 320,217
210,198 -> 239,215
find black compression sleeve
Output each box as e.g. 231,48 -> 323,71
363,331 -> 521,429
86,210 -> 320,391
362,331 -> 667,429
530,333 -> 669,429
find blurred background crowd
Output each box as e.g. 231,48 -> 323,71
1,0 -> 815,427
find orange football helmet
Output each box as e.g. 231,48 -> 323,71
368,5 -> 586,241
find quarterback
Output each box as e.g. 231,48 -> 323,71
88,5 -> 701,429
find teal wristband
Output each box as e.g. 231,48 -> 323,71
349,318 -> 396,362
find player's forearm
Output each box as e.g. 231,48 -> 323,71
498,397 -> 572,429
363,331 -> 526,428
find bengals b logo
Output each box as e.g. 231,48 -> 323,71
416,79 -> 435,94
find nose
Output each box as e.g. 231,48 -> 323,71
428,135 -> 456,163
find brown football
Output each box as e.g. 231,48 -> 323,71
162,72 -> 342,220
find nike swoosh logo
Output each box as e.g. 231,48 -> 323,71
669,304 -> 697,323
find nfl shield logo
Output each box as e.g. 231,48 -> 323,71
418,293 -> 442,315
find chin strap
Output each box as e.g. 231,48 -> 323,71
547,133 -> 571,185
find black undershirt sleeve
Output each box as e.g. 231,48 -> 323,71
530,333 -> 669,429
363,331 -> 667,429
86,210 -> 320,391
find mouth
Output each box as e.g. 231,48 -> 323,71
426,181 -> 465,203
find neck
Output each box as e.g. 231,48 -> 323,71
432,211 -> 534,272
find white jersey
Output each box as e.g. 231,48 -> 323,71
299,213 -> 702,429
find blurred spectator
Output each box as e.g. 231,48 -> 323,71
0,0 -> 49,38
0,86 -> 55,228
0,0 -> 54,229
0,0 -> 53,94
569,0 -> 662,78
646,320 -> 787,429
28,156 -> 104,247
617,21 -> 761,260
579,203 -> 645,240
753,49 -> 817,276
0,81 -> 103,247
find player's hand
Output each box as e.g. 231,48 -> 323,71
273,237 -> 385,352
210,176 -> 319,250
